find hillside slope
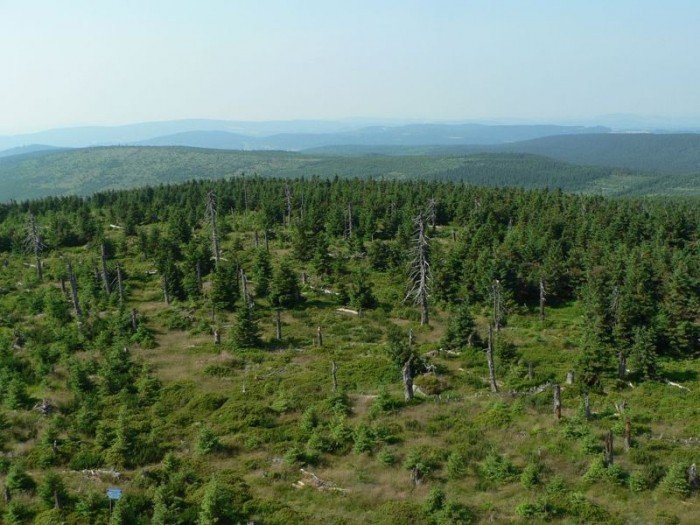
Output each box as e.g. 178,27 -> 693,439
1,146 -> 696,202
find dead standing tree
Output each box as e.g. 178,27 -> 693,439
284,182 -> 293,227
25,213 -> 45,281
403,355 -> 414,401
66,260 -> 82,319
100,242 -> 111,294
427,198 -> 437,234
405,212 -> 431,325
345,204 -> 353,239
205,190 -> 221,267
539,277 -> 547,321
492,279 -> 504,332
486,324 -> 499,393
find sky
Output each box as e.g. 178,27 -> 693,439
1,0 -> 699,133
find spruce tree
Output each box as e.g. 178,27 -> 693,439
233,305 -> 262,349
270,259 -> 302,308
252,248 -> 273,298
442,302 -> 480,350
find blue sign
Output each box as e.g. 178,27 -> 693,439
106,487 -> 122,500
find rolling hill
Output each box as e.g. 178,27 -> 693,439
1,146 -> 698,202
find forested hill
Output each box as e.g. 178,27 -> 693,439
307,133 -> 700,176
1,146 -> 698,202
0,178 -> 697,523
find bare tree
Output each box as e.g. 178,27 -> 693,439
284,182 -> 293,226
345,203 -> 353,239
116,263 -> 125,303
486,324 -> 498,393
403,356 -> 414,401
205,190 -> 221,266
539,277 -> 546,321
405,212 -> 431,325
25,213 -> 45,281
604,429 -> 614,466
427,198 -> 437,233
492,279 -> 504,332
331,360 -> 338,391
66,260 -> 82,318
553,384 -> 562,420
275,309 -> 282,340
100,242 -> 111,294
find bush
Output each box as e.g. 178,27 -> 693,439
446,451 -> 467,480
196,426 -> 220,455
520,462 -> 541,488
479,452 -> 518,484
658,463 -> 691,498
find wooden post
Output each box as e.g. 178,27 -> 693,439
624,418 -> 632,451
403,357 -> 414,401
486,324 -> 498,393
553,384 -> 562,420
275,309 -> 282,340
604,429 -> 614,466
317,326 -> 323,347
331,360 -> 338,392
100,242 -> 111,294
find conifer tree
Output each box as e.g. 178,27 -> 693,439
232,304 -> 262,349
270,258 -> 302,308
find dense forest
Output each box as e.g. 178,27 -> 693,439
0,177 -> 698,523
1,146 -> 698,202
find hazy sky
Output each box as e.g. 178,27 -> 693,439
1,0 -> 699,133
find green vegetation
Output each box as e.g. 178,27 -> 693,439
0,177 -> 697,523
1,145 -> 698,202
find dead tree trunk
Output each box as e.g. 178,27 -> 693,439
317,326 -> 323,347
553,384 -> 562,420
624,419 -> 632,451
100,243 -> 111,294
162,275 -> 170,305
116,263 -> 124,303
566,370 -> 574,384
206,190 -> 221,266
406,212 -> 430,325
66,260 -> 82,318
427,198 -> 437,234
688,464 -> 698,491
275,309 -> 282,340
195,260 -> 202,293
617,351 -> 627,379
583,393 -> 591,420
604,429 -> 614,466
26,213 -> 44,281
130,308 -> 138,331
539,278 -> 546,321
403,357 -> 414,401
486,325 -> 498,393
527,362 -> 534,380
284,183 -> 293,226
492,279 -> 503,332
331,360 -> 338,392
213,328 -> 221,345
345,204 -> 353,239
241,270 -> 252,307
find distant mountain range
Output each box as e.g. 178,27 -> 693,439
0,119 -> 610,153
